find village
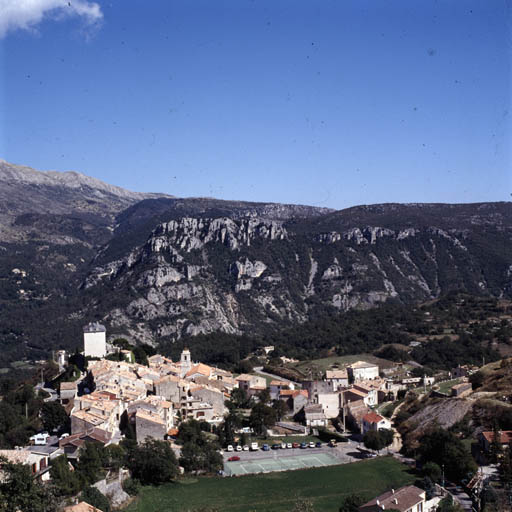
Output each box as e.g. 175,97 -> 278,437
2,320 -> 507,512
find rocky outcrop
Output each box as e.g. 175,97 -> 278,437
0,158 -> 511,361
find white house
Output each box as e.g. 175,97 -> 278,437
347,361 -> 379,382
361,412 -> 392,434
83,322 -> 107,359
324,369 -> 349,390
359,485 -> 425,512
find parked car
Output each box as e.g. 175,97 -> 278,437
280,442 -> 287,449
250,442 -> 259,451
271,443 -> 281,450
309,441 -> 315,448
227,445 -> 234,452
59,433 -> 70,440
292,442 -> 300,449
262,444 -> 270,451
315,441 -> 322,448
328,439 -> 337,447
286,443 -> 293,449
300,442 -> 307,449
236,445 -> 242,452
243,445 -> 249,451
228,456 -> 240,462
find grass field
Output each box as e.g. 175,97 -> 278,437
289,354 -> 397,377
435,378 -> 461,395
124,456 -> 415,512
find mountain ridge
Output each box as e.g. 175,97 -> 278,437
0,159 -> 511,366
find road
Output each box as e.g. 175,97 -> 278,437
35,383 -> 59,402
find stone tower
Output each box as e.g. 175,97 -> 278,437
180,348 -> 191,378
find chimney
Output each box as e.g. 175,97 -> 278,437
393,498 -> 398,504
376,500 -> 380,505
391,489 -> 395,494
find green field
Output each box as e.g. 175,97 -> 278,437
435,378 -> 461,395
124,456 -> 415,512
289,354 -> 397,378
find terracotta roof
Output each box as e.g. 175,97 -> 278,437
279,389 -> 295,396
363,412 -> 385,424
136,409 -> 165,425
168,428 -> 179,437
360,485 -> 425,512
235,374 -> 253,382
186,363 -> 212,378
481,431 -> 512,444
325,370 -> 348,379
349,361 -> 378,369
344,388 -> 367,398
0,449 -> 31,464
60,427 -> 112,448
270,380 -> 289,386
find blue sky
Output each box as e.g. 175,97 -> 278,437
1,0 -> 510,209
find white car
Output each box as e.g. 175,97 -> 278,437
236,445 -> 242,452
250,442 -> 259,451
309,441 -> 315,448
281,442 -> 287,449
286,443 -> 292,449
243,445 -> 249,451
227,445 -> 234,452
59,433 -> 70,440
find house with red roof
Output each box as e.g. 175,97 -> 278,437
361,412 -> 391,434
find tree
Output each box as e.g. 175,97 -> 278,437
422,461 -> 442,483
103,443 -> 126,471
132,346 -> 148,366
217,412 -> 241,447
179,441 -> 223,474
127,439 -> 178,485
81,486 -> 111,512
272,399 -> 288,421
77,442 -> 105,485
41,401 -> 70,433
0,458 -> 54,512
489,421 -> 503,463
418,428 -> 477,482
178,419 -> 203,444
257,388 -> 271,405
363,430 -> 386,453
437,495 -> 464,512
338,494 -> 365,512
228,388 -> 251,409
249,402 -> 277,435
49,455 -> 81,496
379,429 -> 394,450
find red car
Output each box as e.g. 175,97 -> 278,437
228,455 -> 240,462
292,443 -> 300,449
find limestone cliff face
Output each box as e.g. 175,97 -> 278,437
79,202 -> 512,345
0,158 -> 511,361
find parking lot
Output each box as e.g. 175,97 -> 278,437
223,440 -> 369,476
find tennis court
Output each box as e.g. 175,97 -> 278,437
224,452 -> 341,476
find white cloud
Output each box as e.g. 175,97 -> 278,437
0,0 -> 103,38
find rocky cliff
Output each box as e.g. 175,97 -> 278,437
81,200 -> 512,347
0,160 -> 511,362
